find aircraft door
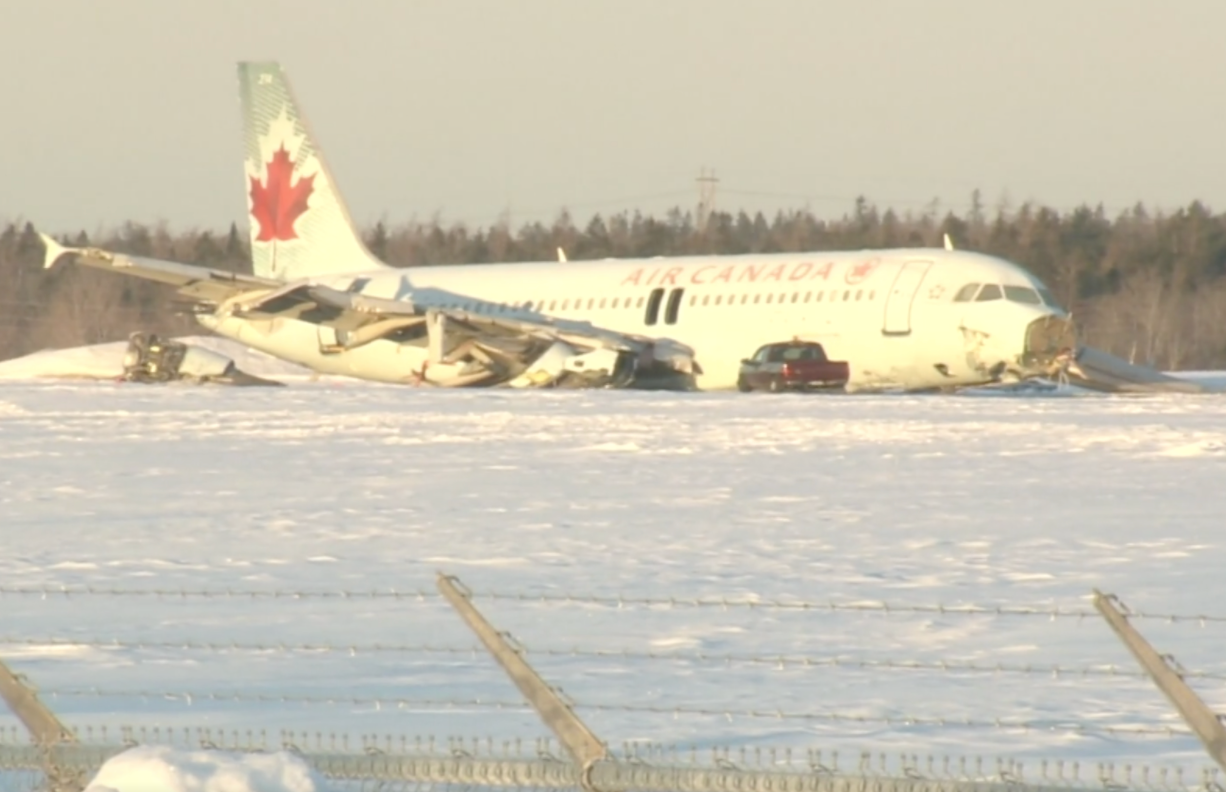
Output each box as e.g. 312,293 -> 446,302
664,288 -> 684,325
644,288 -> 665,326
882,259 -> 933,335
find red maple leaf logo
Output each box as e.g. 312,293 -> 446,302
845,258 -> 880,284
249,145 -> 315,242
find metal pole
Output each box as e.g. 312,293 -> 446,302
0,656 -> 82,791
436,573 -> 608,769
0,658 -> 73,747
1093,589 -> 1226,773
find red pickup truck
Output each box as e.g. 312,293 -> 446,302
736,341 -> 850,393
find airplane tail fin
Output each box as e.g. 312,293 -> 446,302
238,62 -> 390,282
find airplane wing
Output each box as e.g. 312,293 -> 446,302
40,233 -> 277,304
232,281 -> 699,388
40,234 -> 698,389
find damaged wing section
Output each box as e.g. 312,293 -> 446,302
40,234 -> 276,305
40,234 -> 697,390
228,283 -> 699,389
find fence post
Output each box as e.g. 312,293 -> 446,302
1093,589 -> 1226,773
436,572 -> 609,779
0,656 -> 83,791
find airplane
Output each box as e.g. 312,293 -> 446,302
39,61 -> 1079,393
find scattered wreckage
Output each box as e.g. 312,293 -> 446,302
121,332 -> 284,387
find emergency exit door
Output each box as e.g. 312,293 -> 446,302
882,259 -> 932,335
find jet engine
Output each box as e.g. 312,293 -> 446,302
121,332 -> 283,386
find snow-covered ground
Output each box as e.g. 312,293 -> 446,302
2,382 -> 1226,774
0,336 -> 311,381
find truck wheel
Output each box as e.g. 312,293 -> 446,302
736,376 -> 751,393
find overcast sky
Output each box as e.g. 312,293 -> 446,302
4,0 -> 1225,234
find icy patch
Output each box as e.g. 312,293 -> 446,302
85,745 -> 328,792
583,442 -> 644,452
0,643 -> 112,661
422,555 -> 528,567
47,560 -> 99,570
1157,439 -> 1226,457
1168,371 -> 1226,391
0,399 -> 29,416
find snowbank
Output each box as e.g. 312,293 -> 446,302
1170,370 -> 1226,390
84,745 -> 329,792
0,335 -> 310,381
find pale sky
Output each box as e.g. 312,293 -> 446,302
4,0 -> 1225,235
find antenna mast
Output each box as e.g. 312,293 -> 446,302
696,167 -> 719,232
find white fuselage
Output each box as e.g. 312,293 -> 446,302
201,247 -> 1071,391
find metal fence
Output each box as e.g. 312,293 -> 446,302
1,580 -> 1223,792
1,728 -> 1222,792
1,585 -> 1222,624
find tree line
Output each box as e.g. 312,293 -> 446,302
3,194 -> 1226,370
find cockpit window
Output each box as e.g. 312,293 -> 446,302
1003,285 -> 1042,305
953,283 -> 980,302
975,284 -> 1002,301
1037,288 -> 1062,310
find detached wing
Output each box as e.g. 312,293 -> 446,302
40,234 -> 276,304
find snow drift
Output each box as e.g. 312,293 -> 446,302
84,745 -> 329,792
0,336 -> 310,381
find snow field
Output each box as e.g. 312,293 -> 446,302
1,383 -> 1225,772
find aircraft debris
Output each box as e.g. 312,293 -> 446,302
121,332 -> 284,386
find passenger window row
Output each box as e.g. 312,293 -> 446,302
432,296 -> 650,314
640,286 -> 876,325
688,289 -> 875,307
434,285 -> 881,328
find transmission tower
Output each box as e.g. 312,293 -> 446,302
696,167 -> 719,232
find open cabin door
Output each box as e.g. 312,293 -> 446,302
882,259 -> 933,335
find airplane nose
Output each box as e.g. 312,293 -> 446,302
1022,314 -> 1077,371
